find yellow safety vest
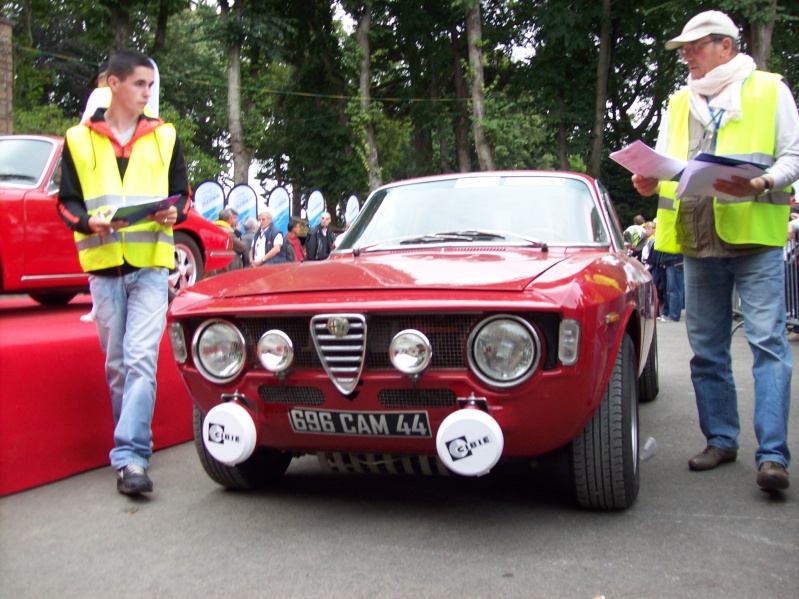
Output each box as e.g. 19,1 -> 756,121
655,70 -> 791,253
65,124 -> 177,272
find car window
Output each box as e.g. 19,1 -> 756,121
45,156 -> 62,193
338,175 -> 611,250
0,138 -> 55,187
597,182 -> 625,250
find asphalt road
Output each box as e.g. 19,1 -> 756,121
1,320 -> 797,599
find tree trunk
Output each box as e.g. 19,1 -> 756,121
108,2 -> 130,51
152,0 -> 170,56
465,1 -> 494,171
748,2 -> 776,70
220,0 -> 251,186
452,27 -> 471,172
588,0 -> 611,178
354,4 -> 382,191
557,91 -> 569,170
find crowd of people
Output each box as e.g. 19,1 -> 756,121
211,208 -> 339,269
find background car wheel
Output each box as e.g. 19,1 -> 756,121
638,328 -> 659,403
171,232 -> 203,296
570,333 -> 639,510
193,407 -> 292,490
28,292 -> 76,306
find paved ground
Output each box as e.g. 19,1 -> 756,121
1,320 -> 797,599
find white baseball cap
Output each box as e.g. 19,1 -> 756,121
665,10 -> 739,50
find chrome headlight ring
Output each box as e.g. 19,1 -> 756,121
257,330 -> 295,373
467,315 -> 541,388
389,329 -> 433,375
192,319 -> 247,383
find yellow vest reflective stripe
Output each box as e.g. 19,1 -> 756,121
655,71 -> 790,253
65,124 -> 177,271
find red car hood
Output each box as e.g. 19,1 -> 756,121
196,248 -> 572,298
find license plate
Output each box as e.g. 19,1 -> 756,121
288,408 -> 431,438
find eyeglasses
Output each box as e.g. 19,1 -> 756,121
678,39 -> 715,57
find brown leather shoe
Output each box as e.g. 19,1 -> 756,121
757,461 -> 789,491
688,446 -> 738,471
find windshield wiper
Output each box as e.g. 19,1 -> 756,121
398,230 -> 507,244
353,229 -> 547,256
0,173 -> 38,181
399,229 -> 547,250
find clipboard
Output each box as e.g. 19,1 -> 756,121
110,195 -> 180,225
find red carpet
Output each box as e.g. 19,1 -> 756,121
0,295 -> 193,496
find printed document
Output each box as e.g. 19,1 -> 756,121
611,141 -> 766,200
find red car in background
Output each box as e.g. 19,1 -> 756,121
0,135 -> 235,305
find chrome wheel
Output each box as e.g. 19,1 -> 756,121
171,232 -> 202,295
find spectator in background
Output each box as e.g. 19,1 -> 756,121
623,214 -> 647,259
240,217 -> 258,267
306,211 -> 336,261
641,222 -> 666,316
213,208 -> 247,270
285,220 -> 304,263
250,210 -> 286,266
658,250 -> 685,323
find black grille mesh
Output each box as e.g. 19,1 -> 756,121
238,312 -> 559,372
258,385 -> 325,405
378,388 -> 457,408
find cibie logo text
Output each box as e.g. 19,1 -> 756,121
207,423 -> 241,445
446,435 -> 492,461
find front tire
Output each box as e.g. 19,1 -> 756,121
570,333 -> 639,510
193,407 -> 292,490
638,328 -> 659,403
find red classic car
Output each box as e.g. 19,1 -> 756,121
0,134 -> 236,305
168,171 -> 659,509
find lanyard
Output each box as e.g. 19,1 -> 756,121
706,101 -> 725,153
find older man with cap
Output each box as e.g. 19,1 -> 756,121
632,10 -> 799,492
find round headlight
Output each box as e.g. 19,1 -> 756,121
192,320 -> 247,383
389,330 -> 432,374
257,330 -> 294,373
468,316 -> 540,387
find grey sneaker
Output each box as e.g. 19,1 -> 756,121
116,465 -> 153,495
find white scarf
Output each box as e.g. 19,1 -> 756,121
687,53 -> 757,129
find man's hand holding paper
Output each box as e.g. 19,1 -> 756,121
676,158 -> 765,201
612,140 -> 770,200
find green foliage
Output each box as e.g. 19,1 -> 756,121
12,104 -> 74,136
6,0 -> 799,222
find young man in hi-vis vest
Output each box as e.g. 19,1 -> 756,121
58,50 -> 190,496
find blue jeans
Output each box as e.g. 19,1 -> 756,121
684,250 -> 792,467
89,268 -> 169,470
666,264 -> 684,321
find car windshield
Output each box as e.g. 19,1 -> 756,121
337,174 -> 610,252
0,138 -> 54,186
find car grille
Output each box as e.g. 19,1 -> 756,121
258,385 -> 325,405
310,314 -> 367,394
239,314 -> 477,370
377,388 -> 457,408
317,452 -> 449,475
237,312 -> 560,398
